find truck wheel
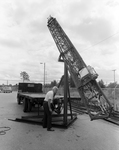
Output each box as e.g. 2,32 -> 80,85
27,100 -> 32,112
23,98 -> 28,112
17,94 -> 21,105
17,97 -> 21,105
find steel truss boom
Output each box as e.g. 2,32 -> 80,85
47,16 -> 112,120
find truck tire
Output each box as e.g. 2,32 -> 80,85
23,98 -> 28,112
17,97 -> 21,105
27,100 -> 32,112
17,94 -> 21,105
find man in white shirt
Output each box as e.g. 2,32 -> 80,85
43,86 -> 58,131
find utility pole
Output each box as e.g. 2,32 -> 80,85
44,63 -> 45,92
7,80 -> 8,85
112,69 -> 117,110
112,69 -> 116,83
40,62 -> 45,93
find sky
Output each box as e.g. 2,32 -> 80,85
0,0 -> 119,85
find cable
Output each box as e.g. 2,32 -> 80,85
83,31 -> 119,51
0,127 -> 11,135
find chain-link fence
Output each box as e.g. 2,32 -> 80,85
102,88 -> 119,111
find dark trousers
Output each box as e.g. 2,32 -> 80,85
43,102 -> 52,129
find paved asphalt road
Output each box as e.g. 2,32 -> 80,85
0,92 -> 119,150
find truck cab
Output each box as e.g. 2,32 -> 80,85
17,82 -> 43,105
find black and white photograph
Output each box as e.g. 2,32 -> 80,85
0,0 -> 119,150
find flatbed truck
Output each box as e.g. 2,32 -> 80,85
17,82 -> 63,113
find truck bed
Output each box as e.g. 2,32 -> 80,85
19,93 -> 63,99
17,92 -> 64,112
19,93 -> 46,99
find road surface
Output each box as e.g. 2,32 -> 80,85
0,92 -> 119,150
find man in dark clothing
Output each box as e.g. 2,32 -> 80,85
43,86 -> 58,131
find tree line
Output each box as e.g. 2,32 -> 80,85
20,71 -> 119,88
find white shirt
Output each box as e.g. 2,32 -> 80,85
44,91 -> 54,103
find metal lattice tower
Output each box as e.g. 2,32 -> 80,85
47,16 -> 112,120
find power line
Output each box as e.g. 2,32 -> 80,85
83,31 -> 119,51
